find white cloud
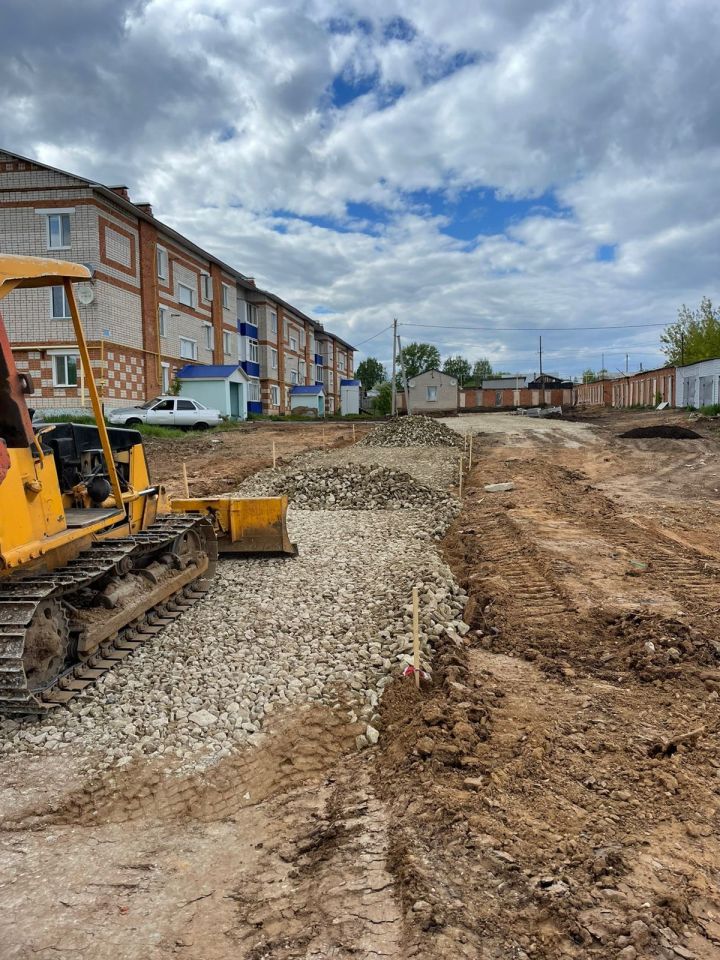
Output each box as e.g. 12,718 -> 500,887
1,0 -> 719,377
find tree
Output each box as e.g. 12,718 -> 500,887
397,342 -> 440,381
373,381 -> 392,416
582,369 -> 596,383
472,358 -> 493,381
661,297 -> 720,366
356,357 -> 386,393
442,355 -> 471,384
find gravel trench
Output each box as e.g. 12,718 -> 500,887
0,419 -> 470,773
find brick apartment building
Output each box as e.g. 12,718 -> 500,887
0,149 -> 353,415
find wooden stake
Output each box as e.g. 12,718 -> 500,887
352,423 -> 356,443
323,426 -> 326,447
182,462 -> 189,497
469,433 -> 473,469
412,586 -> 420,689
272,440 -> 277,468
459,454 -> 464,498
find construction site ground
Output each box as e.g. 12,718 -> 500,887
3,409 -> 720,959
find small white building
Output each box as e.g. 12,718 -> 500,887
676,358 -> 720,408
340,379 -> 361,415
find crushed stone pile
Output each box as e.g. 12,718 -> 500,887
0,512 -> 469,772
360,415 -> 466,448
240,462 -> 460,535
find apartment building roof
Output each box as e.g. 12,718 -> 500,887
255,286 -> 355,351
1,149 -> 355,350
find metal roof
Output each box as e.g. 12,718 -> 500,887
290,384 -> 324,395
340,379 -> 361,386
176,364 -> 241,379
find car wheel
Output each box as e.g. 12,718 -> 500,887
125,417 -> 142,427
194,421 -> 209,431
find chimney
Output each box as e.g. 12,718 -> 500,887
135,202 -> 154,217
108,185 -> 130,201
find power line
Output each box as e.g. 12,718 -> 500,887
401,321 -> 667,332
352,322 -> 395,348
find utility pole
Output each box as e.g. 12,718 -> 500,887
601,353 -> 605,376
680,331 -> 685,367
625,353 -> 629,374
391,317 -> 397,416
539,335 -> 543,379
397,334 -> 411,415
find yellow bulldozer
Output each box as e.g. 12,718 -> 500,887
0,254 -> 295,714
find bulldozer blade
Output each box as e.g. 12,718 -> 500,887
168,496 -> 298,557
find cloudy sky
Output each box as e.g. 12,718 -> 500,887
2,0 -> 719,378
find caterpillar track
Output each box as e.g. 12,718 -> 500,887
0,514 -> 217,714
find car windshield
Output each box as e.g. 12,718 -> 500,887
139,397 -> 164,409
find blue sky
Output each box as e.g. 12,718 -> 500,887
2,0 -> 719,379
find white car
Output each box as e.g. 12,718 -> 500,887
107,396 -> 222,429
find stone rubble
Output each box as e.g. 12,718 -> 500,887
0,505 -> 468,772
359,415 -> 469,449
238,461 -> 459,535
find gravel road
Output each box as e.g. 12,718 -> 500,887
1,508 -> 466,772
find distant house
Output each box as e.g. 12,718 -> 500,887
398,369 -> 458,414
527,373 -> 573,390
176,364 -> 249,419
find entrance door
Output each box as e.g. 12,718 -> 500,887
230,382 -> 240,418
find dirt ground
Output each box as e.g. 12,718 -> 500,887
3,409 -> 720,959
144,419 -> 372,497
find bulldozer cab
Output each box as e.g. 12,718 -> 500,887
0,255 -> 153,570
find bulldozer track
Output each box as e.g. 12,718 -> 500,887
0,514 -> 216,714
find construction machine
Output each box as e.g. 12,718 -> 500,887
0,254 -> 294,715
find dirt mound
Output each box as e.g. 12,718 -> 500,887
619,425 -> 702,439
360,415 -> 465,448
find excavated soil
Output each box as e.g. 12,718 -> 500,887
3,410 -> 720,959
143,420 -> 370,497
619,425 -> 703,440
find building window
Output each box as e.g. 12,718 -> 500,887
248,379 -> 261,402
180,337 -> 197,360
203,323 -> 214,350
289,333 -> 298,352
309,363 -> 315,382
247,303 -> 257,326
157,246 -> 168,280
222,283 -> 231,309
283,319 -> 288,342
291,369 -> 298,384
338,355 -> 346,371
50,285 -> 71,319
299,359 -> 306,379
52,353 -> 78,387
271,348 -> 278,369
161,362 -> 171,393
248,338 -> 259,363
270,311 -> 277,334
300,327 -> 306,348
201,273 -> 213,301
178,282 -> 195,307
427,386 -> 438,402
223,330 -> 233,355
47,213 -> 71,249
158,306 -> 168,338
270,384 -> 280,406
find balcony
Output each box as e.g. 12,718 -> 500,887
314,353 -> 323,365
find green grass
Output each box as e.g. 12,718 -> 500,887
699,404 -> 720,416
